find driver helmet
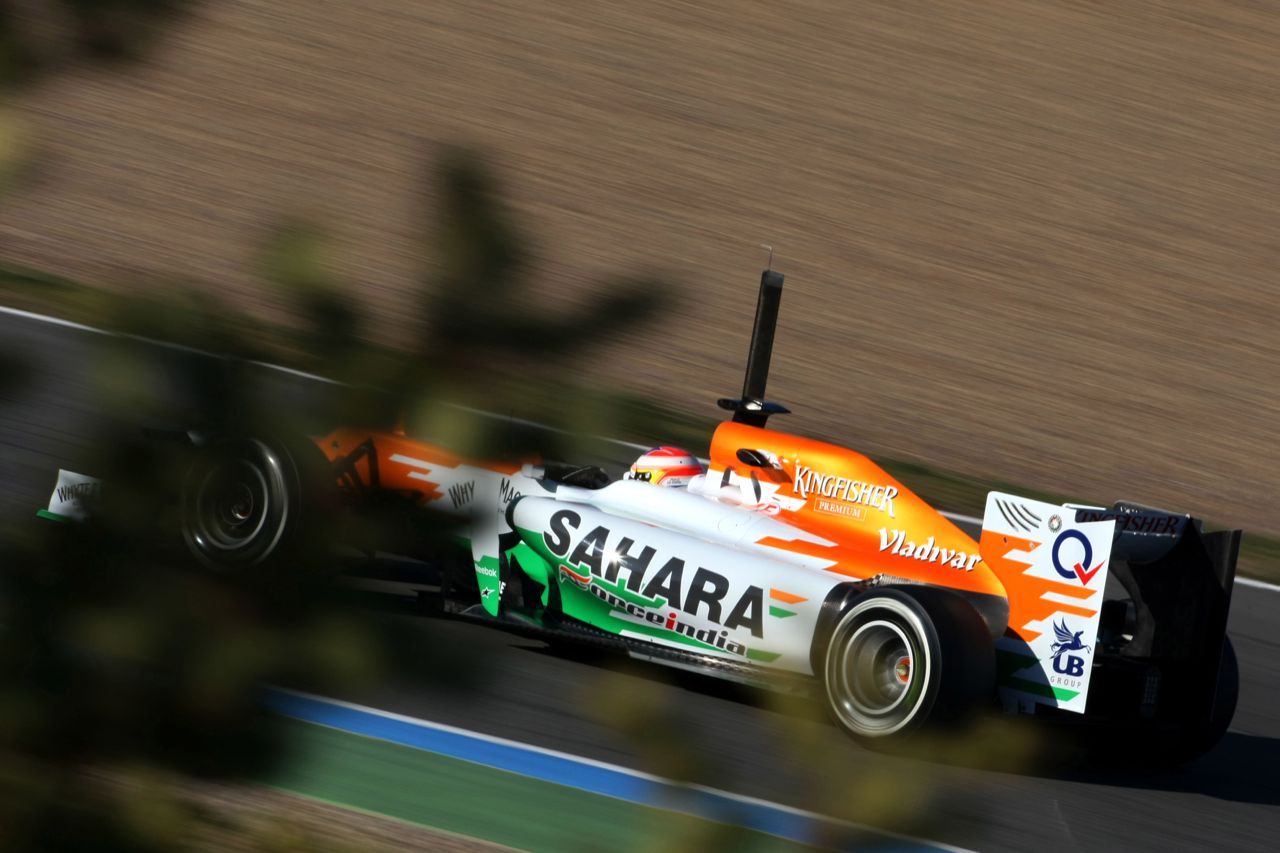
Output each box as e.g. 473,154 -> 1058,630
624,446 -> 705,488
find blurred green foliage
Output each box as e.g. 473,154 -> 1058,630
0,193 -> 666,853
0,0 -> 192,86
424,146 -> 668,361
0,4 -> 675,848
5,2 -> 1242,849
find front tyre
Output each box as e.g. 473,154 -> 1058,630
823,587 -> 994,740
180,437 -> 331,572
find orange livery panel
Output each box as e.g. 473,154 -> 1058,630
708,422 -> 1006,602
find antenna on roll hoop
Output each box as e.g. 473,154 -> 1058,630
716,248 -> 791,428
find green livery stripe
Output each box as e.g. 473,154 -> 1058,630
508,541 -> 551,605
995,649 -> 1079,701
36,509 -> 70,522
512,527 -> 781,665
595,578 -> 666,609
1006,677 -> 1080,702
473,552 -> 502,616
625,622 -> 720,653
995,648 -> 1039,674
516,526 -> 667,611
571,586 -> 717,651
745,649 -> 782,663
555,580 -> 732,657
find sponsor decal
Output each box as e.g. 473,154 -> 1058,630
1051,529 -> 1105,586
542,509 -> 770,644
793,464 -> 897,519
767,588 -> 807,619
54,480 -> 102,505
1047,618 -> 1091,685
558,564 -> 592,587
475,564 -> 499,578
571,577 -> 749,656
878,528 -> 979,571
499,478 -> 523,506
812,498 -> 865,520
1075,509 -> 1183,535
448,480 -> 476,508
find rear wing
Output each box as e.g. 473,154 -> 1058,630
980,493 -> 1116,713
1082,502 -> 1239,733
981,493 -> 1239,724
1070,501 -> 1238,660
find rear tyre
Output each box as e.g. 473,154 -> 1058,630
1091,636 -> 1239,769
180,436 -> 333,573
823,587 -> 994,740
1200,635 -> 1240,753
1157,635 -> 1239,766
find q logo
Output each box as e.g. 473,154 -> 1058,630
1052,529 -> 1106,586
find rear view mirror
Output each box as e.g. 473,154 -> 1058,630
736,448 -> 774,468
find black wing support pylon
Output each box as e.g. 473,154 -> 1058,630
717,268 -> 790,427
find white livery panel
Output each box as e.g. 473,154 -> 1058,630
981,492 -> 1116,714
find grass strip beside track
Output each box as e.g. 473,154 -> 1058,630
268,717 -> 820,853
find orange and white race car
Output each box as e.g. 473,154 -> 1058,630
41,269 -> 1241,761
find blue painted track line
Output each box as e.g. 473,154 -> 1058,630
264,688 -> 974,852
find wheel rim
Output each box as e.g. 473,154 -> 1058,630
840,620 -> 914,717
826,598 -> 932,738
193,459 -> 270,551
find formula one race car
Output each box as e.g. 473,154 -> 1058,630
40,269 -> 1241,761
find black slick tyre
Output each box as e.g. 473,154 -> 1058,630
1196,635 -> 1240,757
180,436 -> 333,574
1153,635 -> 1239,767
823,586 -> 994,740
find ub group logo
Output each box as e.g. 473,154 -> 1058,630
1049,619 -> 1091,678
1051,529 -> 1106,586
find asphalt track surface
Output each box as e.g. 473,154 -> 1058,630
2,308 -> 1278,852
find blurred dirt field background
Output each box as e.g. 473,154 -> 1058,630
2,1 -> 1277,533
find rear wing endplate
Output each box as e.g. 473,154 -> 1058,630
980,492 -> 1116,714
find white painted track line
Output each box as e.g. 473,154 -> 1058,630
5,303 -> 1279,594
1,305 -> 109,334
269,688 -> 979,853
1235,576 -> 1280,592
0,304 -> 338,384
